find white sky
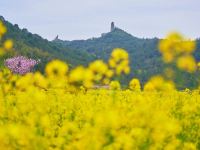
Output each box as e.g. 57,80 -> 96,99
0,0 -> 199,40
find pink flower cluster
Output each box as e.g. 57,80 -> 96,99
5,56 -> 39,75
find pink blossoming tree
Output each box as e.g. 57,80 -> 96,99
5,56 -> 39,75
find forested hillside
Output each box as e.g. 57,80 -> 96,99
0,16 -> 94,71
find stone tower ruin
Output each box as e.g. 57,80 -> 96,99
111,22 -> 115,32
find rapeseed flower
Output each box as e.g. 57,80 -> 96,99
129,78 -> 141,91
3,39 -> 13,50
45,60 -> 68,78
144,75 -> 175,91
159,32 -> 196,66
109,80 -> 121,90
176,55 -> 197,73
109,48 -> 130,75
0,21 -> 6,38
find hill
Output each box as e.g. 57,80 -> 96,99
54,24 -> 200,89
0,16 -> 94,71
53,27 -> 161,84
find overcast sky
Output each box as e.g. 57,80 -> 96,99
0,0 -> 199,40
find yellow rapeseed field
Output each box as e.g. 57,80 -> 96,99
0,22 -> 200,150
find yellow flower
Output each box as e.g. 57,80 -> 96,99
16,73 -> 34,90
176,55 -> 197,73
0,47 -> 5,56
102,78 -> 110,85
68,66 -> 85,83
69,66 -> 94,88
3,39 -> 13,50
129,78 -> 141,91
105,70 -> 114,78
83,69 -> 94,88
159,32 -> 196,65
116,65 -> 124,75
144,81 -> 155,91
182,41 -> 196,53
144,75 -> 175,91
108,59 -> 116,68
45,60 -> 68,78
124,66 -> 130,74
183,142 -> 196,150
40,115 -> 51,128
0,22 -> 13,56
158,32 -> 184,56
197,62 -> 200,69
89,60 -> 108,74
109,48 -> 130,75
109,80 -> 121,90
83,80 -> 93,88
163,52 -> 174,63
84,68 -> 94,81
33,72 -> 47,89
0,21 -> 7,37
111,48 -> 128,60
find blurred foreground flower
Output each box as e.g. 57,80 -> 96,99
159,32 -> 196,63
110,80 -> 121,90
109,48 -> 130,75
69,66 -> 94,88
159,32 -> 197,73
0,21 -> 6,38
176,55 -> 197,73
129,78 -> 141,91
45,60 -> 68,78
0,21 -> 13,56
144,75 -> 175,91
3,39 -> 13,50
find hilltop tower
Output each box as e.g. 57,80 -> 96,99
54,35 -> 59,41
111,22 -> 115,32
